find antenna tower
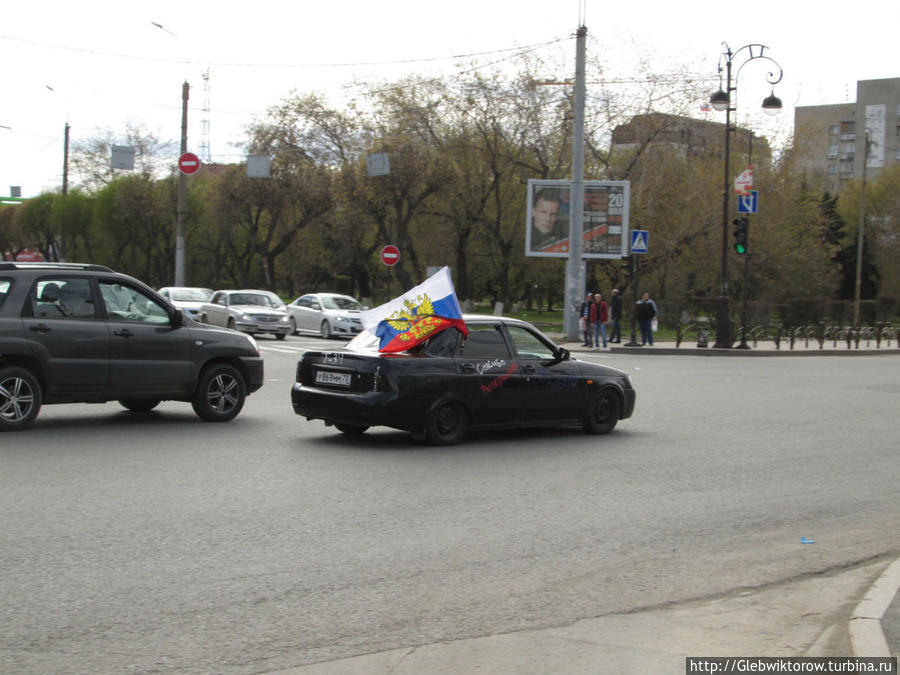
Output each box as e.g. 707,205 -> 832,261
199,69 -> 211,162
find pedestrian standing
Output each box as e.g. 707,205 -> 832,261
591,292 -> 609,351
635,291 -> 658,346
579,292 -> 593,347
609,288 -> 623,343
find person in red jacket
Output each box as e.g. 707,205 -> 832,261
590,292 -> 610,351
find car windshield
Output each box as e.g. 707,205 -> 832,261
321,295 -> 362,311
171,289 -> 212,302
231,293 -> 270,307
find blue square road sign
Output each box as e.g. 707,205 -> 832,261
631,229 -> 648,254
737,190 -> 758,214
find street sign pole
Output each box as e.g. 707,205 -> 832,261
175,81 -> 189,287
625,254 -> 641,347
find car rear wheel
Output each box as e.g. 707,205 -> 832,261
320,320 -> 331,339
227,317 -> 236,330
191,363 -> 246,422
0,366 -> 42,431
335,423 -> 368,435
584,389 -> 619,434
119,399 -> 161,412
426,401 -> 468,446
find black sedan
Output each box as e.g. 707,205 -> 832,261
291,316 -> 635,445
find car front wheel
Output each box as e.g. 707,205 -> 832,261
289,317 -> 298,335
119,399 -> 161,412
426,401 -> 468,446
584,389 -> 619,434
320,320 -> 331,339
0,367 -> 42,431
191,364 -> 246,422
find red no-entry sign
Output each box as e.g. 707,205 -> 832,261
380,245 -> 400,267
178,152 -> 201,175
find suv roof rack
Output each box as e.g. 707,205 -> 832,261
0,262 -> 113,272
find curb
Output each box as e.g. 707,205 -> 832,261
594,347 -> 900,357
848,558 -> 900,657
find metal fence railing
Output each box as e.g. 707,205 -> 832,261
674,322 -> 897,350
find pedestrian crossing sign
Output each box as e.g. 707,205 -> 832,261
631,229 -> 648,254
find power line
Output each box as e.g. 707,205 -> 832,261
0,33 -> 573,70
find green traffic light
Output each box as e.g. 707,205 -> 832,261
734,243 -> 747,254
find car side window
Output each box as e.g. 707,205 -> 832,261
99,281 -> 170,324
423,327 -> 463,356
507,325 -> 557,360
31,277 -> 97,319
0,278 -> 10,308
458,324 -> 510,359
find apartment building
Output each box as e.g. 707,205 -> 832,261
611,112 -> 771,162
792,77 -> 900,194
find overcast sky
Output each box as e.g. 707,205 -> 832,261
2,0 -> 897,198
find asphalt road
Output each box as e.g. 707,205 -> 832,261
1,338 -> 898,674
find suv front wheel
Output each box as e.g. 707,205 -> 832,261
0,366 -> 43,431
191,363 -> 246,422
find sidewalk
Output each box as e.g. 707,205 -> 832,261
268,557 -> 899,674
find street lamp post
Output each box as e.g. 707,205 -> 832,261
709,43 -> 783,348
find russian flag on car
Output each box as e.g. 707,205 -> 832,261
360,267 -> 468,353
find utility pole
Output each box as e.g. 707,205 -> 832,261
175,81 -> 189,287
853,131 -> 870,328
564,25 -> 587,341
62,122 -> 70,196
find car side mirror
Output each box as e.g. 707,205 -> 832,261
171,308 -> 184,328
554,347 -> 570,362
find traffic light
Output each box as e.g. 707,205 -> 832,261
732,217 -> 749,255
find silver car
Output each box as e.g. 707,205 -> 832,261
200,290 -> 290,340
287,293 -> 364,338
158,286 -> 214,321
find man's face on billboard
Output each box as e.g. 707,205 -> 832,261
533,197 -> 560,233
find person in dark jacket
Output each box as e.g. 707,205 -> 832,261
578,292 -> 593,346
609,288 -> 623,343
635,291 -> 658,346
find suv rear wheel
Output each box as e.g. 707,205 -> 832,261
191,363 -> 246,422
0,366 -> 42,431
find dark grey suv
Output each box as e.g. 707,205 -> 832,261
0,262 -> 265,430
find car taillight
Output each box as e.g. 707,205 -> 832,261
372,365 -> 390,392
296,362 -> 303,384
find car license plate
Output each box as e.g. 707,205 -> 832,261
315,370 -> 351,387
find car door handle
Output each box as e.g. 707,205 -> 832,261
113,328 -> 134,338
460,363 -> 476,374
29,323 -> 51,333
523,364 -> 537,374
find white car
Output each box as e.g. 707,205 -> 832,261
158,286 -> 214,321
199,289 -> 290,340
287,293 -> 364,338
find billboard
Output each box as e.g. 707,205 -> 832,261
525,179 -> 630,259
